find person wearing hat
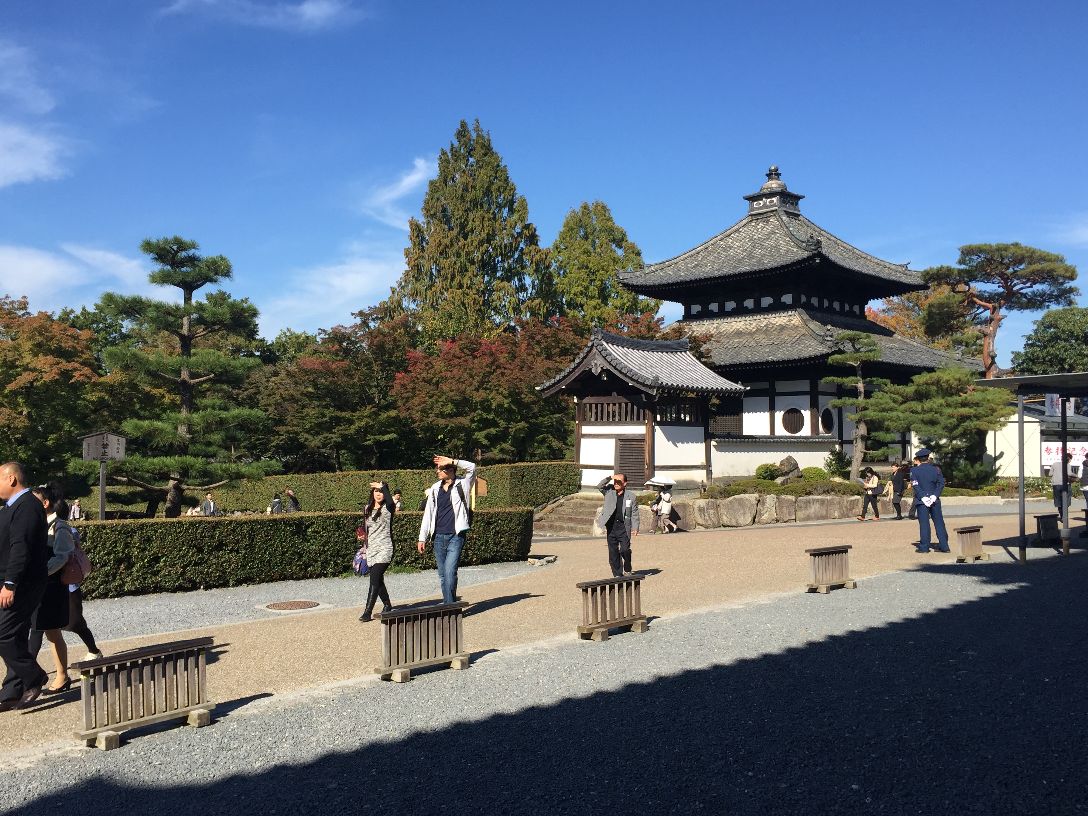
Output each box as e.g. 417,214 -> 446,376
909,448 -> 949,553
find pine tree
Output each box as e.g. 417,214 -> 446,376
822,331 -> 889,481
1011,307 -> 1088,375
385,119 -> 552,346
550,201 -> 659,326
922,243 -> 1078,378
99,236 -> 274,515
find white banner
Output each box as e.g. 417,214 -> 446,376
1041,441 -> 1088,471
1044,394 -> 1076,417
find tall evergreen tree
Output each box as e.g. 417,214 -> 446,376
822,331 -> 890,481
922,243 -> 1078,378
385,119 -> 552,345
550,201 -> 659,326
99,236 -> 273,515
1011,307 -> 1088,375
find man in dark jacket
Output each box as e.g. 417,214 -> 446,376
0,462 -> 50,710
910,449 -> 950,553
598,473 -> 638,577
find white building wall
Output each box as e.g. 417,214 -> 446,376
711,439 -> 838,477
773,393 -> 810,436
986,417 -> 1042,478
651,425 -> 707,486
743,396 -> 769,435
581,425 -> 645,436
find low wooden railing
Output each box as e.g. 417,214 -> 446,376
1034,514 -> 1060,547
72,637 -> 214,750
805,545 -> 856,593
576,575 -> 648,642
953,525 -> 990,563
374,601 -> 469,682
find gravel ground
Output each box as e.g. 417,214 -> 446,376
70,561 -> 539,643
4,550 -> 1085,815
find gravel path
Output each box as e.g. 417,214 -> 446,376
71,561 -> 538,643
4,549 -> 1084,815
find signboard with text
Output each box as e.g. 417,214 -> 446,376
1041,442 -> 1088,472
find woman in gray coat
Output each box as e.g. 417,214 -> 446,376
359,481 -> 396,622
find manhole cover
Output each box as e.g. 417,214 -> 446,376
265,600 -> 320,611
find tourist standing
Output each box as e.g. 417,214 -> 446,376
0,463 -> 50,711
910,449 -> 949,553
392,490 -> 403,513
29,485 -> 74,693
856,467 -> 881,521
359,482 -> 396,622
200,492 -> 218,517
890,460 -> 910,520
69,499 -> 81,521
598,473 -> 638,577
284,489 -> 301,513
1051,452 -> 1073,522
417,456 -> 477,604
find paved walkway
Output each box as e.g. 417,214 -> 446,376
0,511 -> 1076,765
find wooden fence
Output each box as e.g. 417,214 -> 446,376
374,601 -> 469,682
576,575 -> 648,641
72,637 -> 213,750
953,525 -> 990,563
805,545 -> 856,593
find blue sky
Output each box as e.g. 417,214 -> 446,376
1,0 -> 1086,366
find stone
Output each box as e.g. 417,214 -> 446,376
719,494 -> 759,527
777,495 -> 796,522
778,455 -> 800,475
692,499 -> 720,529
755,494 -> 778,524
843,496 -> 863,517
672,502 -> 694,531
637,506 -> 654,533
878,498 -> 895,518
187,708 -> 212,728
796,496 -> 832,523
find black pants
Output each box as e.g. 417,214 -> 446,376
364,562 -> 391,614
0,583 -> 47,702
606,525 -> 632,577
861,494 -> 880,518
66,588 -> 99,653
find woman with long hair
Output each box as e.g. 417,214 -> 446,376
856,467 -> 882,521
29,484 -> 75,693
359,481 -> 396,622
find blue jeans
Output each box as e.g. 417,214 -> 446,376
432,533 -> 465,604
916,501 -> 949,552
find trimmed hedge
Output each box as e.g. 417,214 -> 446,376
75,508 -> 533,600
706,478 -> 863,499
85,461 -> 580,517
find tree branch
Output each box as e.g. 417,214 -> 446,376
181,479 -> 231,491
190,373 -> 217,385
152,370 -> 182,385
112,475 -> 168,494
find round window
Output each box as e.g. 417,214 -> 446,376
782,407 -> 805,435
820,407 -> 835,434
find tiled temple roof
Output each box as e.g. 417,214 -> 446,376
538,329 -> 746,397
684,309 -> 982,372
620,167 -> 926,298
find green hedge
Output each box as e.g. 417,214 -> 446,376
85,461 -> 580,517
75,508 -> 533,599
705,478 -> 864,499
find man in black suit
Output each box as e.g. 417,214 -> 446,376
0,462 -> 50,711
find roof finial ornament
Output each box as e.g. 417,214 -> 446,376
760,165 -> 787,193
767,165 -> 781,181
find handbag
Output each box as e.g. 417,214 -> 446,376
352,524 -> 369,576
58,524 -> 93,585
882,481 -> 894,499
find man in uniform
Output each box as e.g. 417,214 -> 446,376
910,449 -> 949,553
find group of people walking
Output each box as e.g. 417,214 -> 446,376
854,451 -> 950,551
0,463 -> 100,712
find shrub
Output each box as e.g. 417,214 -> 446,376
754,463 -> 780,481
75,508 -> 533,599
84,461 -> 580,517
704,479 -> 862,499
801,467 -> 828,480
824,449 -> 850,478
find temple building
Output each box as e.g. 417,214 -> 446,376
541,166 -> 968,488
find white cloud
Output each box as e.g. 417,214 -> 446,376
0,41 -> 55,116
360,156 -> 435,230
162,0 -> 367,32
0,244 -> 155,313
1052,213 -> 1088,248
258,249 -> 402,337
0,122 -> 68,187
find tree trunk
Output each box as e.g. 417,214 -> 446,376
981,308 -> 1003,379
178,288 -> 194,449
849,370 -> 867,481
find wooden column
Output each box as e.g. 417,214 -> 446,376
644,396 -> 655,482
809,377 -> 819,436
768,379 -> 776,436
573,397 -> 582,469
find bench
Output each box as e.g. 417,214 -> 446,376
374,601 -> 469,682
72,637 -> 214,750
576,575 -> 648,642
805,545 -> 856,593
953,525 -> 990,563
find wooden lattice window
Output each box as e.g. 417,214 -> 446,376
709,397 -> 743,437
580,399 -> 646,424
820,407 -> 835,434
782,408 -> 805,435
656,399 -> 705,425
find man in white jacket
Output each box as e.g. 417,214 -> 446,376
417,455 -> 476,604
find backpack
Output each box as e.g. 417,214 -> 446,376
455,482 -> 474,528
53,520 -> 93,586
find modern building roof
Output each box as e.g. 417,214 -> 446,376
975,372 -> 1088,398
620,166 -> 927,299
684,308 -> 979,372
538,329 -> 746,398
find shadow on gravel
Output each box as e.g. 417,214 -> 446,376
464,593 -> 542,616
21,554 -> 1088,814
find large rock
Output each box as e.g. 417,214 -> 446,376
692,499 -> 720,528
796,495 -> 832,523
778,455 -> 800,476
843,496 -> 863,517
637,506 -> 654,533
672,501 -> 694,531
878,498 -> 895,518
719,494 -> 759,527
755,494 -> 778,524
784,496 -> 800,521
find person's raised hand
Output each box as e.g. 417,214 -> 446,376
433,455 -> 453,468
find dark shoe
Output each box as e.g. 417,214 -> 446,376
358,612 -> 373,622
0,698 -> 19,713
15,684 -> 45,710
42,677 -> 73,695
914,547 -> 930,553
895,515 -> 903,520
936,548 -> 951,553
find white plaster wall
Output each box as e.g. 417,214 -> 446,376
987,417 -> 1042,478
580,467 -> 613,488
581,425 -> 645,436
743,397 -> 769,435
654,425 -> 706,467
817,394 -> 837,436
711,440 -> 837,477
579,436 -> 614,469
774,393 -> 810,436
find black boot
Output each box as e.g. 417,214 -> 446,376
359,582 -> 379,622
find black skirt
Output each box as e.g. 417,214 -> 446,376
32,575 -> 71,631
